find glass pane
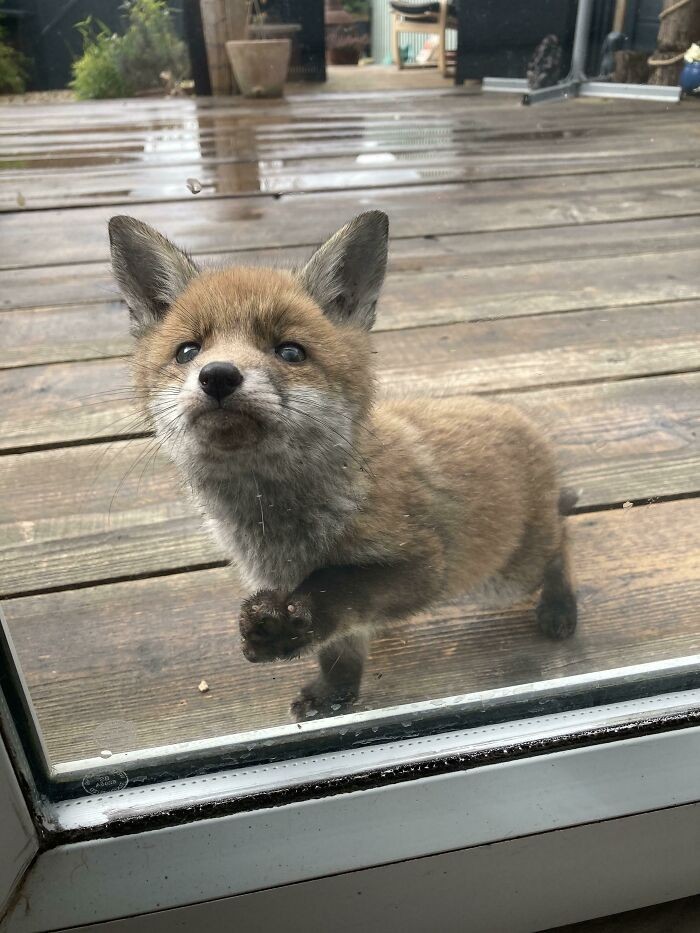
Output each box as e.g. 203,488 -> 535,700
1,0 -> 699,797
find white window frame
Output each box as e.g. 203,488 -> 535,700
0,738 -> 38,925
3,660 -> 700,933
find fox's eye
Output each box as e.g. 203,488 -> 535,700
175,342 -> 201,364
275,342 -> 306,364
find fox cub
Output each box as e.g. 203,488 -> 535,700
109,211 -> 577,720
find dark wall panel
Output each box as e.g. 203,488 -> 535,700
455,0 -> 616,83
624,0 -> 663,51
264,0 -> 325,82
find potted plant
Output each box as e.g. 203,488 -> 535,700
225,0 -> 295,97
325,0 -> 369,66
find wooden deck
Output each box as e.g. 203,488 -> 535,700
1,87 -> 699,768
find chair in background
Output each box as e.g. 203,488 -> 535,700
389,0 -> 457,77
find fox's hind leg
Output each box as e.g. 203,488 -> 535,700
535,529 -> 577,639
483,491 -> 578,639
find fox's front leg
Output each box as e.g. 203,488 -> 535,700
290,631 -> 369,721
239,588 -> 330,663
239,558 -> 442,720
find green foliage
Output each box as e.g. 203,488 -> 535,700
71,0 -> 189,100
341,0 -> 370,15
118,0 -> 190,93
71,19 -> 128,100
0,20 -> 27,94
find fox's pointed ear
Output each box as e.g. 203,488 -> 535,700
299,211 -> 388,331
108,216 -> 199,335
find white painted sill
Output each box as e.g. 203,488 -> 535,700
3,624 -> 700,932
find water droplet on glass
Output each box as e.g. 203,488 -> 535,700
100,749 -> 112,759
186,177 -> 202,194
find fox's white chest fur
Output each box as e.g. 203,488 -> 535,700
194,466 -> 361,591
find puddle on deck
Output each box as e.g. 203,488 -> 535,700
0,98 -> 608,208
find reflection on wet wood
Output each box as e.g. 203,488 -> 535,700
5,144 -> 700,209
3,93 -> 698,210
1,88 -> 699,767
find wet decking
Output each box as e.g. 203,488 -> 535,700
1,87 -> 699,768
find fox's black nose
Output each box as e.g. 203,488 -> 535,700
198,362 -> 243,402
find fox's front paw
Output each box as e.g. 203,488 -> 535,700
239,590 -> 315,663
290,679 -> 358,722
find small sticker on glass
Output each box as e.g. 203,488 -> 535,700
82,770 -> 129,796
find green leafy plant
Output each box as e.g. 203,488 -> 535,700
341,0 -> 370,15
71,0 -> 189,100
71,18 -> 129,99
118,0 -> 189,93
0,18 -> 27,94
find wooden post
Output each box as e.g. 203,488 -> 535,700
226,0 -> 251,46
199,0 -> 249,95
613,49 -> 650,83
183,0 -> 212,95
648,0 -> 700,86
613,0 -> 627,33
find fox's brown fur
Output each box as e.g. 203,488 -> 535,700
109,211 -> 577,721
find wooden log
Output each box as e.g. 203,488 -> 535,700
613,50 -> 650,84
648,0 -> 700,86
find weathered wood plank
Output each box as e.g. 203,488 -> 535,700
9,157 -> 697,211
3,302 -> 698,452
5,105 -> 691,155
7,248 -> 700,369
2,123 -> 692,167
0,89 -> 495,135
5,216 -> 700,313
3,96 -> 694,157
0,238 -> 447,311
0,91 -> 684,138
2,372 -> 698,597
4,167 -> 700,270
6,137 -> 699,209
4,498 -> 698,764
4,302 -> 126,368
379,249 -> 700,329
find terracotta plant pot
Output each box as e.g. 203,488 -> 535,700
327,46 -> 361,65
225,38 -> 291,98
